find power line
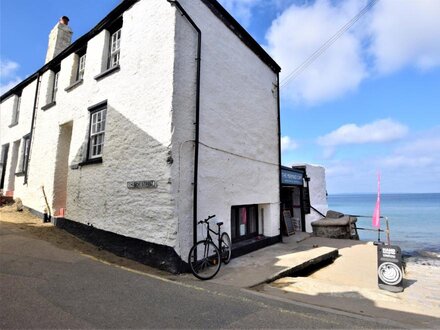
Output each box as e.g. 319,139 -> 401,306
280,0 -> 379,89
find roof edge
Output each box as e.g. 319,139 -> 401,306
201,0 -> 281,73
1,0 -> 140,102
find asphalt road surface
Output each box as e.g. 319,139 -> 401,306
0,221 -> 397,329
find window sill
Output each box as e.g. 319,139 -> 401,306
94,65 -> 120,81
65,79 -> 83,92
77,157 -> 103,168
41,101 -> 56,111
15,172 -> 25,177
8,122 -> 18,128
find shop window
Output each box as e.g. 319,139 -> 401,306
231,204 -> 258,242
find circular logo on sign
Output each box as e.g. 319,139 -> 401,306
378,262 -> 403,286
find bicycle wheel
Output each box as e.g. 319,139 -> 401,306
188,240 -> 221,280
220,232 -> 232,264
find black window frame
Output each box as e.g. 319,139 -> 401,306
231,204 -> 259,242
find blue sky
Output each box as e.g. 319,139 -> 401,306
1,0 -> 439,193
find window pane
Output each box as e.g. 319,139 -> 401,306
89,108 -> 107,158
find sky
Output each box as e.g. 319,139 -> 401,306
1,0 -> 439,194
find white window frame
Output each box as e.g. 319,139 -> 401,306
21,135 -> 30,173
51,71 -> 59,103
108,29 -> 121,69
77,54 -> 86,80
89,107 -> 107,159
11,95 -> 21,125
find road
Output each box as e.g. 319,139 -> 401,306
0,220 -> 396,329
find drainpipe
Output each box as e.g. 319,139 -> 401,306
167,0 -> 202,249
24,73 -> 41,185
276,72 -> 282,243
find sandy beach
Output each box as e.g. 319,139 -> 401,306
267,236 -> 440,321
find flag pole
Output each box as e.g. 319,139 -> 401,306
372,171 -> 382,245
385,217 -> 390,245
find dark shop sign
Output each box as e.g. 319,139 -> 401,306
281,169 -> 303,186
127,180 -> 157,189
377,245 -> 404,293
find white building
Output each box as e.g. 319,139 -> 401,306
280,164 -> 328,234
0,0 -> 282,272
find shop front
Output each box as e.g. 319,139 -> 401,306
281,166 -> 310,233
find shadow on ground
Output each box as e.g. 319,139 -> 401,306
0,208 -> 172,280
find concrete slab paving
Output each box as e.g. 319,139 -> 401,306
211,233 -> 338,288
211,233 -> 439,328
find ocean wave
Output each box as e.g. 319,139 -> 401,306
403,249 -> 440,267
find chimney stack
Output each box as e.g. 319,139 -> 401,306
45,16 -> 73,63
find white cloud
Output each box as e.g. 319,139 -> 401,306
380,128 -> 440,169
281,135 -> 298,152
1,59 -> 19,78
0,78 -> 22,95
324,128 -> 440,193
266,0 -> 368,105
369,0 -> 440,74
0,59 -> 21,95
264,0 -> 440,105
317,119 -> 408,147
218,0 -> 262,27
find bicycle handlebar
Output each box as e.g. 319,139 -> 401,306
198,214 -> 216,224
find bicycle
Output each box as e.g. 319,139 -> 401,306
188,215 -> 232,280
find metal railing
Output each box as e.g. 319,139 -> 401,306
348,214 -> 390,245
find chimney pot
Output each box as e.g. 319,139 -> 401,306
60,16 -> 70,25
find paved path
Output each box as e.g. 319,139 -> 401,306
0,220 -> 395,329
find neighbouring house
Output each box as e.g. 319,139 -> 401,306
0,0 -> 282,273
280,164 -> 328,233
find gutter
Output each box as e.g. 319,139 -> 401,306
277,73 -> 282,243
24,74 -> 41,185
167,0 -> 202,249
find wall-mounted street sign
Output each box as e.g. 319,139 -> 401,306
377,245 -> 404,292
127,180 -> 157,189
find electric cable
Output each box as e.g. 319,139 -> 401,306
280,0 -> 379,88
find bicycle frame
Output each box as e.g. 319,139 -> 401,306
203,221 -> 223,251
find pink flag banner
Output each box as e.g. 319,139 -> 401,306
372,172 -> 381,228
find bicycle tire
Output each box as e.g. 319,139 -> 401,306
188,240 -> 221,280
220,232 -> 232,264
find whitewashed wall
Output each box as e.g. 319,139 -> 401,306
63,0 -> 178,247
2,0 -> 280,261
0,80 -> 38,199
174,0 -> 281,257
2,0 -> 180,250
302,164 -> 328,232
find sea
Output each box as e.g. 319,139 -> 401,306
328,193 -> 440,265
